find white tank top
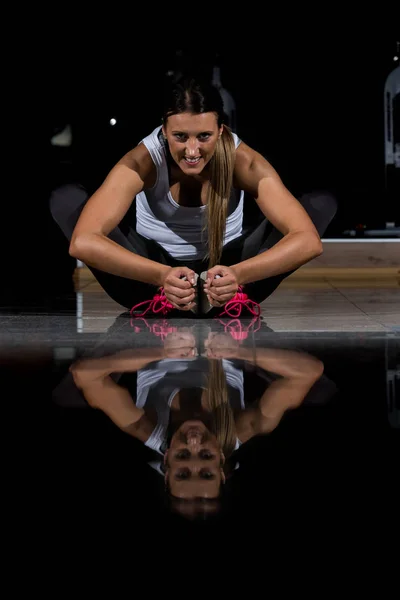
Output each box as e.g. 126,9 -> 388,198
135,126 -> 244,260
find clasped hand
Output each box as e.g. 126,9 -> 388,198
161,265 -> 239,311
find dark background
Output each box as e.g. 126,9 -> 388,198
5,28 -> 399,308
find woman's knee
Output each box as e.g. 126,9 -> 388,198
300,190 -> 338,221
49,183 -> 89,225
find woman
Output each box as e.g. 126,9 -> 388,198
50,76 -> 337,317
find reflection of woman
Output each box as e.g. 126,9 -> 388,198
70,331 -> 326,518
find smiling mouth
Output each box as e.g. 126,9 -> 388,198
186,427 -> 203,435
183,156 -> 201,165
181,420 -> 207,431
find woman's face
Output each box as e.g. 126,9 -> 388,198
165,420 -> 225,500
163,112 -> 223,176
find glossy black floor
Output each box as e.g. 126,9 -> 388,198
5,313 -> 399,544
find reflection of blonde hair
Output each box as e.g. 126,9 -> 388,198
207,360 -> 237,459
205,126 -> 236,268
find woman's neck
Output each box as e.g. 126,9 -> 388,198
169,160 -> 211,186
171,389 -> 210,418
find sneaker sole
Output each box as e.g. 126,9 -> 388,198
199,272 -> 221,315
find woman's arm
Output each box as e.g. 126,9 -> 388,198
69,144 -> 170,287
235,346 -> 324,441
69,348 -> 167,439
231,142 -> 323,285
70,347 -> 167,381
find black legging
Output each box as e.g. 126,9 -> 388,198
49,184 -> 337,309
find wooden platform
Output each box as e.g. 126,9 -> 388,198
300,241 -> 400,268
74,240 -> 400,288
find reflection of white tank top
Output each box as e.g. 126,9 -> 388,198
136,358 -> 244,475
135,126 -> 244,260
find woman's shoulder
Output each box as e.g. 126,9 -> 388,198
117,137 -> 158,188
140,125 -> 163,148
233,139 -> 278,190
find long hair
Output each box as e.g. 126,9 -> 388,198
162,77 -> 236,267
207,359 -> 237,459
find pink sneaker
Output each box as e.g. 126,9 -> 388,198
130,288 -> 174,317
217,287 -> 261,318
131,275 -> 198,318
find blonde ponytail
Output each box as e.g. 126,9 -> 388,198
207,359 -> 237,459
205,125 -> 236,267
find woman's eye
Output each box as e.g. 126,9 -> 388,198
176,450 -> 190,460
200,450 -> 213,460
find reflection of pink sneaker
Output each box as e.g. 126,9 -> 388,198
217,287 -> 261,318
215,316 -> 262,341
130,316 -> 178,341
130,288 -> 174,317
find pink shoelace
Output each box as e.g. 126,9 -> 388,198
130,286 -> 260,319
217,287 -> 260,318
130,288 -> 174,318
